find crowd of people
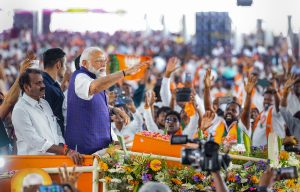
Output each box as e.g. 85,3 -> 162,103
0,27 -> 300,191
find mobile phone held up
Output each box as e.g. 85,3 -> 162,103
275,166 -> 298,180
176,88 -> 192,102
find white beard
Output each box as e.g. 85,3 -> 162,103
88,66 -> 106,78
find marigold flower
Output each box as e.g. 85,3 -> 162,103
286,179 -> 295,188
105,176 -> 111,183
129,180 -> 139,186
124,166 -> 132,173
250,176 -> 259,184
227,174 -> 236,182
171,178 -> 182,185
279,151 -> 289,161
150,159 -> 162,171
99,161 -> 108,171
196,184 -> 204,190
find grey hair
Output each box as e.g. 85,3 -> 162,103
79,47 -> 103,67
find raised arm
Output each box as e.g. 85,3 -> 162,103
241,75 -> 257,130
160,57 -> 180,107
0,55 -> 32,119
204,68 -> 214,111
89,60 -> 152,95
143,90 -> 162,133
281,74 -> 298,107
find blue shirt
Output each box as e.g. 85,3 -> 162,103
43,72 -> 65,136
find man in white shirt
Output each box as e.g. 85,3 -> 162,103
12,69 -> 83,165
251,89 -> 285,147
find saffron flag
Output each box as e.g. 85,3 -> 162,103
109,54 -> 151,80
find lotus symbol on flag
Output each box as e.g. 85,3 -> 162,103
125,56 -> 141,68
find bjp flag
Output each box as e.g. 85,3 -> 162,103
109,54 -> 151,80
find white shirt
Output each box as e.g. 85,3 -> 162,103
143,108 -> 199,139
111,111 -> 144,142
12,93 -> 65,155
287,92 -> 300,115
75,73 -> 94,100
252,107 -> 285,147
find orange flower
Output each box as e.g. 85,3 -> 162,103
150,159 -> 162,171
286,179 -> 295,188
124,166 -> 132,173
129,180 -> 139,186
99,161 -> 108,171
250,176 -> 259,184
105,176 -> 111,183
280,151 -> 289,161
193,173 -> 206,180
227,173 -> 236,182
171,178 -> 182,185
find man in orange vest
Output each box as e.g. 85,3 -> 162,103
202,69 -> 255,145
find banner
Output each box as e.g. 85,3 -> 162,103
109,54 -> 151,80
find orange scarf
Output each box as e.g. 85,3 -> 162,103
252,108 -> 273,140
214,121 -> 240,144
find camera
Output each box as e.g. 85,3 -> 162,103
284,144 -> 300,154
176,88 -> 192,102
274,166 -> 298,180
171,135 -> 231,172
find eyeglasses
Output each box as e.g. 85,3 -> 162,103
165,117 -> 179,123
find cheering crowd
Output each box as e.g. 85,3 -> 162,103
0,27 -> 300,191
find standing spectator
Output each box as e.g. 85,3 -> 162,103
12,68 -> 83,164
43,48 -> 67,135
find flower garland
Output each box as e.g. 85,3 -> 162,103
98,146 -> 300,192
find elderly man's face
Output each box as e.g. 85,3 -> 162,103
87,50 -> 108,77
